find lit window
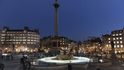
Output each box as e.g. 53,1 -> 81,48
1,37 -> 5,39
114,41 -> 116,44
23,42 -> 26,44
27,42 -> 30,44
119,33 -> 122,35
116,38 -> 118,40
31,42 -> 33,44
114,45 -> 116,48
1,34 -> 6,36
113,34 -> 115,36
113,38 -> 115,40
23,39 -> 26,41
1,40 -> 4,41
120,37 -> 122,39
120,41 -> 123,43
108,38 -> 110,40
19,39 -> 22,41
121,45 -> 123,48
109,41 -> 111,43
117,45 -> 119,48
117,41 -> 119,44
116,34 -> 118,36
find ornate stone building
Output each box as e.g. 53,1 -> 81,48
0,27 -> 40,53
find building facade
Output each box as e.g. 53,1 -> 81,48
111,29 -> 124,53
82,37 -> 102,56
40,36 -> 77,55
102,34 -> 112,54
102,28 -> 124,59
0,27 -> 40,53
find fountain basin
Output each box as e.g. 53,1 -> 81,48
37,56 -> 90,64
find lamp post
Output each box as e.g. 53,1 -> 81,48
111,41 -> 116,65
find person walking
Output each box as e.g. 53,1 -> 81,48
0,63 -> 4,70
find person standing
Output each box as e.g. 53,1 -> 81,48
20,56 -> 26,70
0,63 -> 4,70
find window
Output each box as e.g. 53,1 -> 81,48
119,33 -> 122,35
116,37 -> 118,40
1,40 -> 4,41
23,42 -> 26,44
120,41 -> 123,43
27,42 -> 30,44
31,42 -> 33,44
1,37 -> 5,39
117,41 -> 119,44
18,39 -> 22,41
121,45 -> 123,48
113,38 -> 115,40
120,37 -> 122,39
117,45 -> 119,48
1,34 -> 6,36
16,42 -> 19,44
114,45 -> 116,48
109,41 -> 111,43
116,34 -> 118,36
108,38 -> 110,40
23,39 -> 26,41
114,41 -> 116,44
16,40 -> 19,41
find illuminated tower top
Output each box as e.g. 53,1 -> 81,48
54,0 -> 59,36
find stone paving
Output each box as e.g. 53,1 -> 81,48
87,62 -> 124,70
0,59 -> 20,70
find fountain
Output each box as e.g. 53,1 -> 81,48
37,56 -> 90,64
36,46 -> 90,64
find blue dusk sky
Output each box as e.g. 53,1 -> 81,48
0,0 -> 124,41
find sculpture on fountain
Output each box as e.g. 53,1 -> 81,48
55,47 -> 74,60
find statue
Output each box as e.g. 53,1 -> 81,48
55,47 -> 74,60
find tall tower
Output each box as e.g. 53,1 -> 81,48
54,0 -> 59,36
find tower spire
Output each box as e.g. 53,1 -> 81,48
54,0 -> 59,36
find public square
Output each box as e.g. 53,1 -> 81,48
0,54 -> 124,70
0,0 -> 124,70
